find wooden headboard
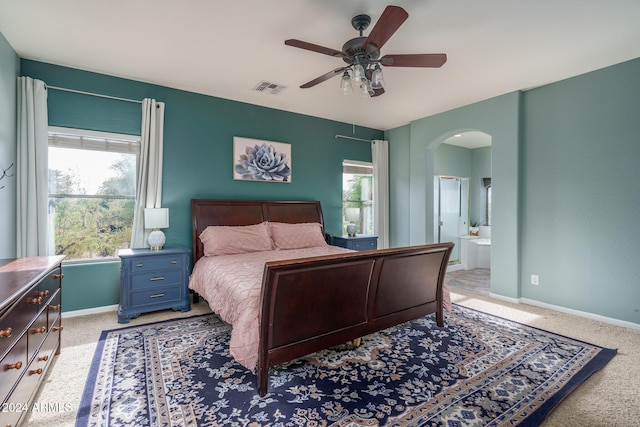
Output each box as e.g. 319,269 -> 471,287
191,199 -> 325,263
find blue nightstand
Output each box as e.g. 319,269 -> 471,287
331,235 -> 378,251
117,247 -> 191,323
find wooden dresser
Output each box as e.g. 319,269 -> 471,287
0,256 -> 65,427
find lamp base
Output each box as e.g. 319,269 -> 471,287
346,223 -> 357,237
148,229 -> 166,250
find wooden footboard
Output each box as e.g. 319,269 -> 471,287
256,242 -> 453,396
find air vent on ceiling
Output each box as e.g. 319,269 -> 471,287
253,80 -> 286,95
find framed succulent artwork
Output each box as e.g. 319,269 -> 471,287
233,137 -> 291,183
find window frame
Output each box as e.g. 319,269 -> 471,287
47,126 -> 141,263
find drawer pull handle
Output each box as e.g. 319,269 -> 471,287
136,263 -> 144,267
39,355 -> 49,362
171,260 -> 177,264
31,327 -> 46,334
5,361 -> 22,370
29,368 -> 43,375
0,327 -> 11,338
53,273 -> 64,280
37,290 -> 50,297
49,304 -> 62,311
27,297 -> 42,305
150,276 -> 165,281
53,326 -> 64,332
150,293 -> 165,298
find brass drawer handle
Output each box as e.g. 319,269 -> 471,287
5,361 -> 22,370
49,304 -> 62,311
31,327 -> 46,334
29,368 -> 43,375
150,293 -> 165,298
53,326 -> 64,332
149,276 -> 165,281
38,355 -> 49,362
0,327 -> 11,338
37,290 -> 49,297
27,297 -> 42,305
53,273 -> 64,280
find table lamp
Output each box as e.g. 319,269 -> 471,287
144,208 -> 169,250
344,207 -> 360,237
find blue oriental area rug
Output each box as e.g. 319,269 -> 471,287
76,305 -> 615,426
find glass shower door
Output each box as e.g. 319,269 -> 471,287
436,176 -> 463,263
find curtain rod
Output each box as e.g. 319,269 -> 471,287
46,85 -> 143,104
335,134 -> 371,143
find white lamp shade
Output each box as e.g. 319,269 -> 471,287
144,208 -> 169,229
344,207 -> 360,223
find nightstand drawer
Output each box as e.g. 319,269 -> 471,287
130,269 -> 183,290
129,255 -> 184,272
131,286 -> 182,307
349,238 -> 377,250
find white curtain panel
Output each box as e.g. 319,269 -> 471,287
372,139 -> 389,249
131,98 -> 165,248
16,77 -> 49,257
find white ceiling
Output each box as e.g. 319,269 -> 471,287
1,1 -> 639,131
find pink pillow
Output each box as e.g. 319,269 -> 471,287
200,222 -> 274,256
268,222 -> 327,249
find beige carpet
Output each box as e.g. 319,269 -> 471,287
26,291 -> 640,426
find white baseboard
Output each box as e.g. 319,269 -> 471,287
487,292 -> 640,331
520,298 -> 640,331
62,304 -> 118,319
488,292 -> 521,305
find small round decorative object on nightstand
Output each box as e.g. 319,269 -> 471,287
148,229 -> 166,250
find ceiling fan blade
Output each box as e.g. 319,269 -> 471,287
380,53 -> 447,68
285,39 -> 347,58
300,67 -> 347,88
362,5 -> 409,50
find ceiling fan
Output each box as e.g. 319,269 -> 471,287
285,5 -> 447,97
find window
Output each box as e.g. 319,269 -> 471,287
482,177 -> 492,226
342,160 -> 374,235
48,127 -> 140,260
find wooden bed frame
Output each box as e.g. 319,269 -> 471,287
191,199 -> 453,396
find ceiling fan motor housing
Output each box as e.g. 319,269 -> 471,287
342,37 -> 380,66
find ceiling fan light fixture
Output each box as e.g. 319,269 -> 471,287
340,70 -> 354,95
359,79 -> 372,97
352,63 -> 366,84
371,63 -> 384,89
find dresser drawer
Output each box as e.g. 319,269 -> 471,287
127,254 -> 184,273
37,266 -> 62,305
131,286 -> 182,307
0,289 -> 39,358
0,333 -> 27,400
130,269 -> 183,290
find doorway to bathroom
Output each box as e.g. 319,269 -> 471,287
434,175 -> 469,266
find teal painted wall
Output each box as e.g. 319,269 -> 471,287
386,125 -> 410,248
388,57 -> 640,325
470,146 -> 492,225
0,33 -> 19,258
434,143 -> 471,177
20,60 -> 382,312
520,57 -> 640,324
390,92 -> 521,299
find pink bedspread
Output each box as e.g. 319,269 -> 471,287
189,246 -> 453,372
189,246 -> 353,371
